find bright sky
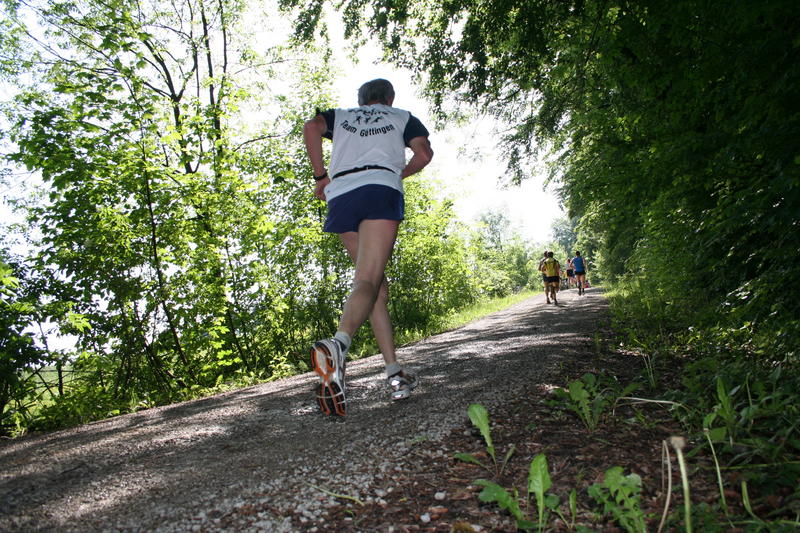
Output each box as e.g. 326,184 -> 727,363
324,28 -> 564,244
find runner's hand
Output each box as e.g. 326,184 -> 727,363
314,177 -> 329,201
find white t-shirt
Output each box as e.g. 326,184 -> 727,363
318,104 -> 429,201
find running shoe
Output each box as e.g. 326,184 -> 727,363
311,339 -> 347,416
387,370 -> 418,401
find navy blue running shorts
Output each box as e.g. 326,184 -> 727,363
323,184 -> 404,234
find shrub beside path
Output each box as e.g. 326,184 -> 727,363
1,287 -> 608,532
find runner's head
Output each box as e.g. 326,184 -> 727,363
547,251 -> 554,258
358,79 -> 395,106
575,251 -> 581,256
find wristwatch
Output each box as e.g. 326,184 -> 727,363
314,171 -> 328,182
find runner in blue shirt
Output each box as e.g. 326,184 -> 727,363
572,251 -> 587,296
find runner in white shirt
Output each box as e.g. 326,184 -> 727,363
303,79 -> 433,416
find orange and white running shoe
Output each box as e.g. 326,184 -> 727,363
311,339 -> 347,416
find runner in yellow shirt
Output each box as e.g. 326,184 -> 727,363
540,251 -> 561,305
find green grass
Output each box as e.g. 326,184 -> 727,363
390,289 -> 538,352
440,289 -> 538,332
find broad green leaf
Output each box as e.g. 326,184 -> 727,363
467,403 -> 495,461
528,453 -> 552,495
475,480 -> 524,521
707,427 -> 727,442
453,453 -> 486,468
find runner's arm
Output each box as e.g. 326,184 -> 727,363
303,115 -> 329,199
401,136 -> 433,178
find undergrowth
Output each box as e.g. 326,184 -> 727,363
453,281 -> 800,531
607,281 -> 800,527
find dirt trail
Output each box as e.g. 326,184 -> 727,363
0,287 -> 607,532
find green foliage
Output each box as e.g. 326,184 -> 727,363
553,373 -> 638,432
474,480 -> 531,530
1,0 -> 340,431
609,283 -> 800,528
468,403 -> 495,461
698,367 -> 800,472
473,452 -> 569,532
28,382 -> 123,431
528,454 -> 558,533
468,210 -> 540,297
0,262 -> 19,302
588,467 -> 647,533
551,216 -> 578,258
457,405 -> 569,531
0,251 -> 54,434
455,403 -> 515,477
388,179 -> 481,333
555,374 -> 605,432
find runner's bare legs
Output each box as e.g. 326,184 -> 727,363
339,223 -> 399,366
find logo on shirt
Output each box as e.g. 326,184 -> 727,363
340,108 -> 396,137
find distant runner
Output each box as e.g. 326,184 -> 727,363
566,258 -> 575,288
540,251 -> 561,305
538,251 -> 549,296
572,251 -> 587,296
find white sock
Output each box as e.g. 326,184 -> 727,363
385,362 -> 402,378
333,331 -> 351,351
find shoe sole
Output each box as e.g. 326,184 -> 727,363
391,388 -> 411,401
311,342 -> 346,416
316,382 -> 345,416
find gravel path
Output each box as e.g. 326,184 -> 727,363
0,287 -> 607,532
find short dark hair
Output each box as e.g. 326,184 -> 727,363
575,251 -> 581,256
358,79 -> 395,106
547,251 -> 554,258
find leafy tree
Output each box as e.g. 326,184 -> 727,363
478,210 -> 510,252
551,216 -> 577,259
462,209 -> 539,297
1,0 -> 341,426
0,249 -> 54,434
387,179 -> 480,332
